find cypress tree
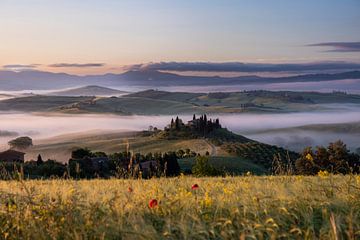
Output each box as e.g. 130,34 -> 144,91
175,116 -> 180,130
37,154 -> 43,165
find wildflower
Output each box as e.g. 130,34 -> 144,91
246,171 -> 251,176
149,199 -> 158,208
191,184 -> 199,190
127,187 -> 133,193
202,192 -> 212,207
318,170 -> 329,178
223,187 -> 233,195
305,153 -> 313,161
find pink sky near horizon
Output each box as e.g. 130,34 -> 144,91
1,0 -> 359,75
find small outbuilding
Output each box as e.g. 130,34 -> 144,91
0,149 -> 25,163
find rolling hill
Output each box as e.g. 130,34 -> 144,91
249,121 -> 360,134
48,85 -> 128,97
25,115 -> 299,174
0,89 -> 359,114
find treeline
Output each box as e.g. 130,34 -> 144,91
0,148 -> 198,180
166,114 -> 222,139
1,136 -> 359,179
272,140 -> 360,175
294,140 -> 360,175
189,114 -> 222,135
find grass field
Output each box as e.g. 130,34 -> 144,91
0,175 -> 359,239
178,156 -> 268,175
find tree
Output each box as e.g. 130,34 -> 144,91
295,140 -> 360,175
192,155 -> 221,176
327,140 -> 351,173
314,146 -> 329,168
215,118 -> 220,128
37,154 -> 44,165
176,149 -> 185,158
71,148 -> 93,159
175,116 -> 180,130
295,147 -> 318,175
163,152 -> 180,176
8,136 -> 33,150
93,151 -> 107,158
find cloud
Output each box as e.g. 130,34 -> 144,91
3,64 -> 39,71
49,63 -> 105,68
123,61 -> 360,72
307,41 -> 360,52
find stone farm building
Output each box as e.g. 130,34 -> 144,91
0,149 -> 25,163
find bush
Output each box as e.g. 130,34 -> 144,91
295,140 -> 360,175
192,156 -> 222,177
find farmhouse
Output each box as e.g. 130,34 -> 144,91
0,149 -> 25,163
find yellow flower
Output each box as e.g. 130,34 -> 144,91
201,192 -> 212,207
318,170 -> 329,178
305,153 -> 313,161
223,187 -> 234,195
356,175 -> 360,184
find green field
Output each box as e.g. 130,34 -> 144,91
0,175 -> 359,239
178,156 -> 267,175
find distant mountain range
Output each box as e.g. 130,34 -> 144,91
0,69 -> 359,91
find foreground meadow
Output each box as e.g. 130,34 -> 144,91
0,176 -> 359,239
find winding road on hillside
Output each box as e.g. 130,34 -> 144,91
206,140 -> 218,156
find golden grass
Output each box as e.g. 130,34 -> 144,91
0,175 -> 359,239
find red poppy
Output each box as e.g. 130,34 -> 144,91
127,187 -> 133,193
191,184 -> 199,190
149,199 -> 158,208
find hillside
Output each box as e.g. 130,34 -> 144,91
251,121 -> 360,134
151,115 -> 299,170
0,95 -> 94,112
25,130 -> 215,163
48,85 -> 127,97
0,90 -> 360,114
24,115 -> 299,174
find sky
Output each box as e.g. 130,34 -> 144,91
0,0 -> 359,75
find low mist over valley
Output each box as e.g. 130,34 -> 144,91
0,73 -> 360,162
0,107 -> 359,161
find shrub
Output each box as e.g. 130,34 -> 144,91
192,156 -> 222,177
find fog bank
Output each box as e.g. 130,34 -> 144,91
0,109 -> 360,151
